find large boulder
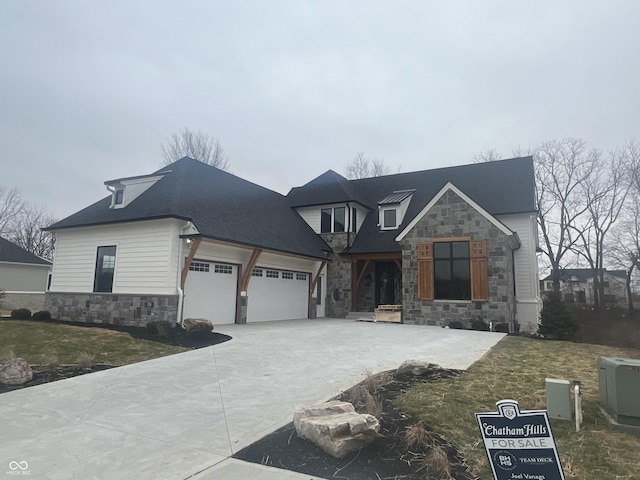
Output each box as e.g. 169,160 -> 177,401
0,358 -> 33,385
183,317 -> 213,333
396,359 -> 432,376
293,400 -> 380,458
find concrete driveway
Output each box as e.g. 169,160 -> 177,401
0,319 -> 504,479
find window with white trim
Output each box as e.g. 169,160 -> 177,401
93,246 -> 116,293
266,269 -> 279,278
320,206 -> 349,233
282,272 -> 294,280
383,209 -> 397,228
252,268 -> 263,277
296,273 -> 307,281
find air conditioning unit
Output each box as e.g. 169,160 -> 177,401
598,357 -> 640,427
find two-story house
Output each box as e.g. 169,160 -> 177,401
45,156 -> 540,332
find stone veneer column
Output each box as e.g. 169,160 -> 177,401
320,233 -> 352,318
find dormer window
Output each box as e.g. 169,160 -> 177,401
383,209 -> 397,228
105,172 -> 167,209
378,189 -> 414,231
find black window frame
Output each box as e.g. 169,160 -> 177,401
114,189 -> 124,205
334,207 -> 345,233
352,207 -> 357,232
93,245 -> 116,293
433,241 -> 471,300
321,208 -> 332,233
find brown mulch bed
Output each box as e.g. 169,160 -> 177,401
0,316 -> 233,349
234,366 -> 476,480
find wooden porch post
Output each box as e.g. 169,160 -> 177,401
180,238 -> 202,290
309,260 -> 327,318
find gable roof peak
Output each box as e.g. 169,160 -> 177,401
0,236 -> 52,265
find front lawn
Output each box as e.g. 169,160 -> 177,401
0,320 -> 187,366
396,336 -> 640,479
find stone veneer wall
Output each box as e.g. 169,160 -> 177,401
321,233 -> 352,317
45,292 -> 179,327
400,190 -> 519,329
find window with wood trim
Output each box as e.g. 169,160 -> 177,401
417,239 -> 488,301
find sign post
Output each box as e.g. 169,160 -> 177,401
476,399 -> 566,480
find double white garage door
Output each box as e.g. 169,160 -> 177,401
182,261 -> 309,324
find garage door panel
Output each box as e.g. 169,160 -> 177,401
183,262 -> 237,324
247,269 -> 308,322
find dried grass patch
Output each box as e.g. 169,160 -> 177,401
395,336 -> 640,479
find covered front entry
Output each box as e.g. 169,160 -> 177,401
351,254 -> 402,312
247,268 -> 310,322
182,260 -> 238,324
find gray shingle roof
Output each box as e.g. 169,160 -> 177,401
0,236 -> 52,265
288,157 -> 536,254
47,158 -> 331,260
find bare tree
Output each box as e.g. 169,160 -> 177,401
8,204 -> 57,260
473,148 -> 502,163
161,128 -> 229,170
0,185 -> 24,236
572,143 -> 635,306
535,138 -> 600,293
345,152 -> 391,179
608,140 -> 640,311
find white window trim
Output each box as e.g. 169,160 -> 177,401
380,207 -> 398,230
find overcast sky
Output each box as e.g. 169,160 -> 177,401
1,1 -> 639,220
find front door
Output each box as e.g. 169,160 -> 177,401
375,261 -> 402,306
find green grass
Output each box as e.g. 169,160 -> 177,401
0,320 -> 186,366
396,336 -> 640,480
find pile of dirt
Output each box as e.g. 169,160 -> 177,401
234,367 -> 475,480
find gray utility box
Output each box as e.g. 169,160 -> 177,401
598,357 -> 640,427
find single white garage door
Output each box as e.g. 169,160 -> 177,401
246,268 -> 309,322
183,261 -> 237,324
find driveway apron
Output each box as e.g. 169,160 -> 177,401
0,319 -> 504,479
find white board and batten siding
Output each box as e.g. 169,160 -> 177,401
50,219 -> 184,295
497,212 -> 541,331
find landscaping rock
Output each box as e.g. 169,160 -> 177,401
0,358 -> 33,385
293,400 -> 380,458
396,359 -> 432,376
183,317 -> 213,333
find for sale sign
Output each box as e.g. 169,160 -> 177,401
476,399 -> 565,480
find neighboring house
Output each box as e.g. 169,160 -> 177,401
45,155 -> 540,332
0,236 -> 52,312
540,269 -> 628,306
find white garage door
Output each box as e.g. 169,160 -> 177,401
183,261 -> 237,324
246,268 -> 309,322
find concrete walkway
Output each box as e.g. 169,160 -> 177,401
0,319 -> 504,479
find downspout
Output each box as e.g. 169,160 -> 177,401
176,221 -> 191,328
